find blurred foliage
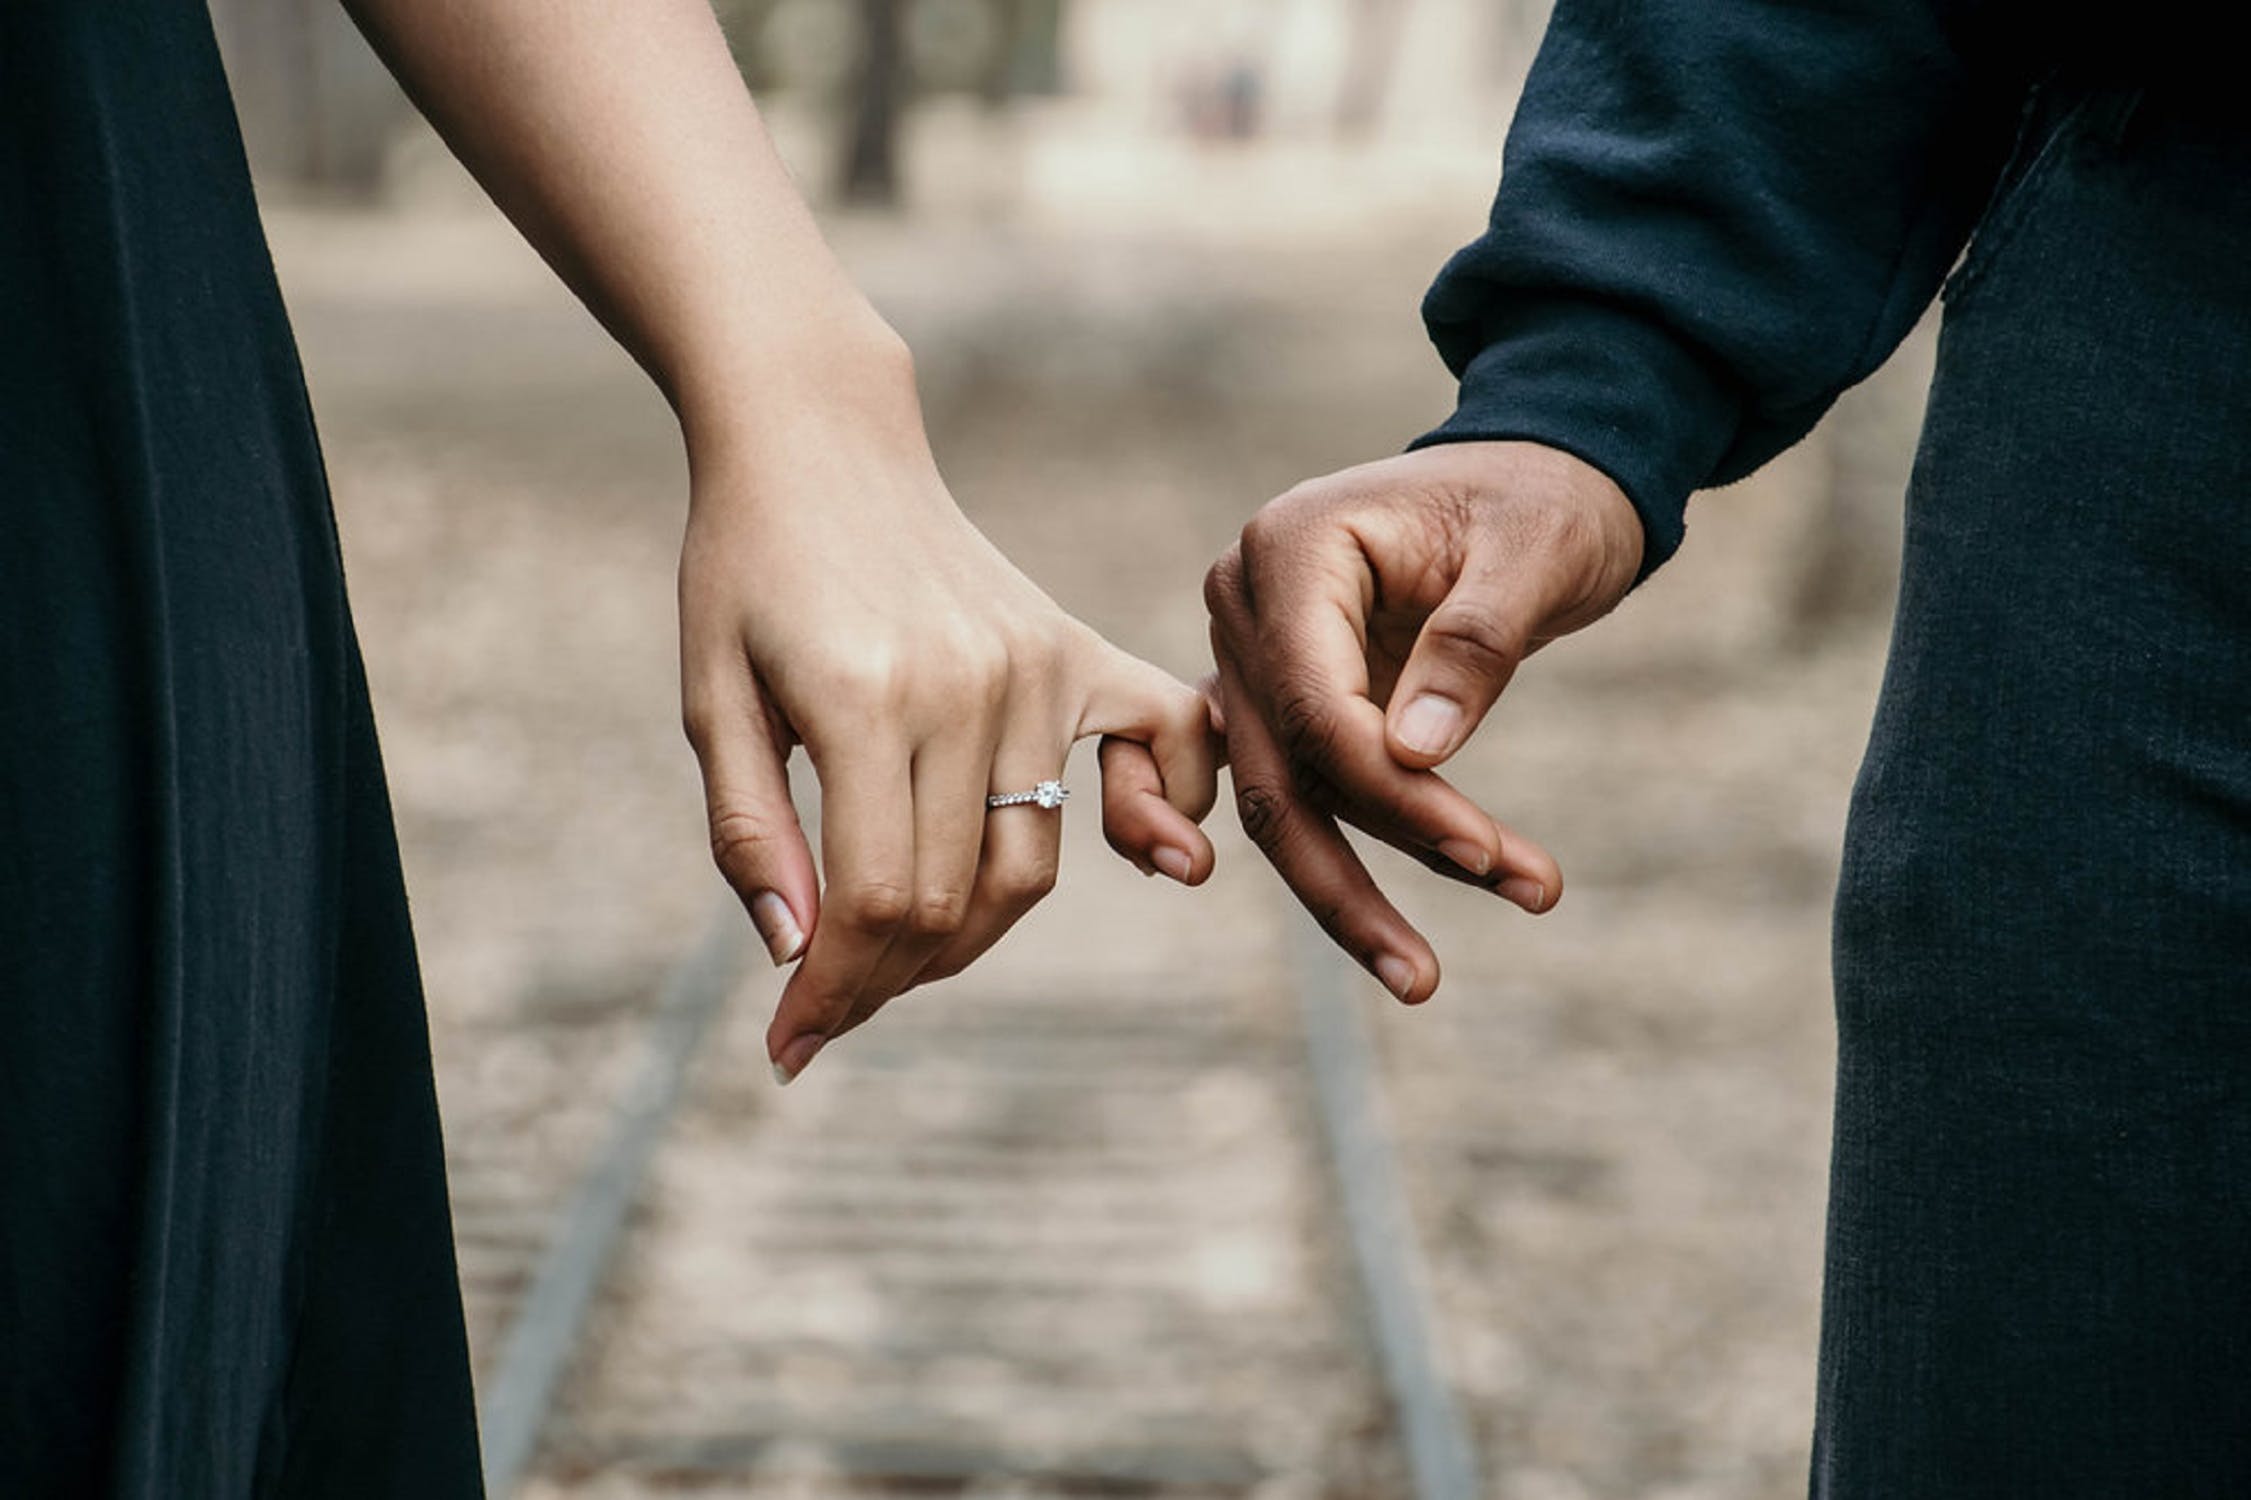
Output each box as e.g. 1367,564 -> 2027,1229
711,0 -> 1063,101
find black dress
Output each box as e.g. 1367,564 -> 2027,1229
1,3 -> 483,1494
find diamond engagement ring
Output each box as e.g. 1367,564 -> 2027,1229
987,780 -> 1070,811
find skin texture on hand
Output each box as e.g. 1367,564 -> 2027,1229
1204,441 -> 1644,1003
680,364 -> 1219,1084
343,0 -> 1220,1083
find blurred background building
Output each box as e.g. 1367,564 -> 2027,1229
204,4 -> 1933,1497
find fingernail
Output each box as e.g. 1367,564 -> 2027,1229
750,892 -> 806,966
772,1032 -> 826,1086
1395,694 -> 1463,759
1500,876 -> 1548,913
1374,954 -> 1417,1003
1438,839 -> 1492,878
1152,846 -> 1194,883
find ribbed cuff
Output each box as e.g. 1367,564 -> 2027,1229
1409,295 -> 1743,582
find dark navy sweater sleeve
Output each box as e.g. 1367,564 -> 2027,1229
1412,0 -> 2028,575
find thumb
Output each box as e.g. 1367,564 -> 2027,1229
684,653 -> 820,966
1384,561 -> 1533,769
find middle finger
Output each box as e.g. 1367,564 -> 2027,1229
1213,635 -> 1441,1002
768,734 -> 916,1079
1226,537 -> 1509,878
834,715 -> 1001,1033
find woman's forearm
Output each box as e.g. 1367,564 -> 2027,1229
343,0 -> 904,450
343,1 -> 1222,1081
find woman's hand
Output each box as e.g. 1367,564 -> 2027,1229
338,0 -> 1214,1080
678,331 -> 1218,1084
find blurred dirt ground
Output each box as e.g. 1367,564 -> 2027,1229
265,102 -> 1921,1500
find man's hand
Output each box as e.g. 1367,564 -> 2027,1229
1204,441 -> 1644,1002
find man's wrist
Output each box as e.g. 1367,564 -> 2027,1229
1568,449 -> 1648,612
1412,296 -> 1740,582
1424,439 -> 1647,625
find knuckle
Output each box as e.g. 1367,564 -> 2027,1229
1159,678 -> 1208,734
1233,777 -> 1296,854
995,626 -> 1064,692
826,642 -> 912,707
708,808 -> 786,884
900,626 -> 1016,718
1269,682 -> 1343,768
1236,501 -> 1302,570
1003,857 -> 1059,907
907,887 -> 972,938
1255,479 -> 1325,529
830,659 -> 894,708
944,625 -> 1014,692
785,989 -> 852,1036
1202,545 -> 1246,616
840,879 -> 915,932
1427,599 -> 1524,676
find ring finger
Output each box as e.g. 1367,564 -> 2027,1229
905,722 -> 1070,993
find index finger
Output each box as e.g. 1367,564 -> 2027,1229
1213,634 -> 1440,1003
1224,529 -> 1509,881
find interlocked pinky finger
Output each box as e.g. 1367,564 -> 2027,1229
1098,736 -> 1212,886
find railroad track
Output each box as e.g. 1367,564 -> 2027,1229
449,900 -> 1476,1500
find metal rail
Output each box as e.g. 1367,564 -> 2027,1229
554,1431 -> 1268,1489
479,904 -> 749,1496
476,897 -> 1480,1500
1289,913 -> 1483,1500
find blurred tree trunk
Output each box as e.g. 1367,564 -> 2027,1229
1785,318 -> 1938,644
1336,0 -> 1412,139
839,0 -> 910,206
207,0 -> 407,190
981,0 -> 1065,107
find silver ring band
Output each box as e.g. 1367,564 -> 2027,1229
986,779 -> 1069,811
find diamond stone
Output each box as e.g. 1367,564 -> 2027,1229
1033,780 -> 1067,809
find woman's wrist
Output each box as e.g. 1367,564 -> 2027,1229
671,292 -> 923,468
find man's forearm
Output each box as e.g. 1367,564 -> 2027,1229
1418,0 -> 2026,578
343,0 -> 903,450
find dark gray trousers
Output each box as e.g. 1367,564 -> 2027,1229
1816,84 -> 2251,1497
